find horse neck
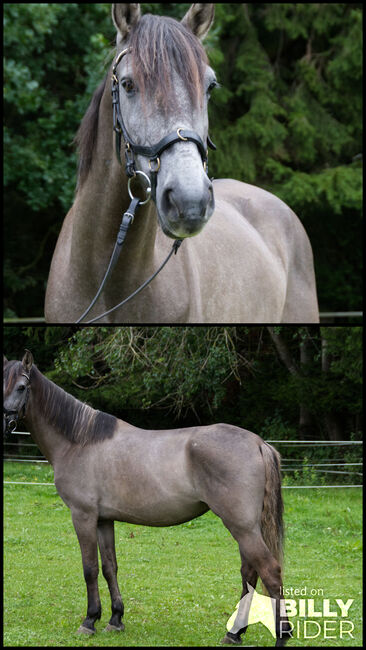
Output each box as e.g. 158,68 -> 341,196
70,75 -> 158,271
23,368 -> 72,467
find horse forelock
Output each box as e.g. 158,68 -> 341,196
128,13 -> 208,114
31,365 -> 116,446
3,360 -> 32,392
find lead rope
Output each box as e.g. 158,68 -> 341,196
84,238 -> 182,324
76,197 -> 140,323
76,195 -> 183,324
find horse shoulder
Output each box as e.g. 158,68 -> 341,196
212,179 -> 319,322
45,207 -> 75,321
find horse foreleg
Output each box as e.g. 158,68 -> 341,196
71,509 -> 101,634
97,519 -> 125,632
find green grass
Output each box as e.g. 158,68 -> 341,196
3,462 -> 363,646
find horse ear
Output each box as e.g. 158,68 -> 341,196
181,4 -> 215,41
112,3 -> 141,45
22,349 -> 33,374
3,355 -> 8,367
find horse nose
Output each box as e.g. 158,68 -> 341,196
161,178 -> 213,222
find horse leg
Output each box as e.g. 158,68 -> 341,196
97,519 -> 125,632
225,528 -> 291,647
222,557 -> 258,645
71,509 -> 101,635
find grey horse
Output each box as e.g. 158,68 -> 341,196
4,351 -> 292,645
45,3 -> 318,323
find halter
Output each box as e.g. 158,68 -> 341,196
111,47 -> 216,198
3,372 -> 31,434
76,47 -> 216,323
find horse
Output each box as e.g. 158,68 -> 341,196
44,3 -> 319,323
3,351 -> 292,645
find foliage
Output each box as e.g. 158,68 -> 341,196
4,3 -> 362,316
53,326 -> 240,419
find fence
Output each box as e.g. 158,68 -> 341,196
3,313 -> 363,325
3,432 -> 363,488
319,311 -> 362,322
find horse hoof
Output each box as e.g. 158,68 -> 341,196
221,633 -> 242,645
77,625 -> 95,635
104,623 -> 125,632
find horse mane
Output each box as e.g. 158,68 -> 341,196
30,364 -> 116,446
75,12 -> 208,187
74,75 -> 107,188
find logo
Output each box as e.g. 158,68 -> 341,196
227,583 -> 277,638
226,584 -> 355,641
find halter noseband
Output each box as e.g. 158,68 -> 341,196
111,47 -> 216,198
4,372 -> 31,434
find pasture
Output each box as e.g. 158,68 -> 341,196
4,462 -> 362,647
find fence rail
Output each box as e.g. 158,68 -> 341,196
4,481 -> 362,488
319,311 -> 362,317
4,432 -> 362,489
4,317 -> 46,323
4,312 -> 363,325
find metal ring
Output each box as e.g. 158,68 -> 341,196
149,157 -> 160,173
127,170 -> 152,205
177,128 -> 188,141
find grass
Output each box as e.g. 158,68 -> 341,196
3,462 -> 363,647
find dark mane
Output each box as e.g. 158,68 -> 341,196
75,12 -> 208,187
74,75 -> 107,188
30,364 -> 116,446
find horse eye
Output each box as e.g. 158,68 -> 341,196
122,78 -> 135,94
207,80 -> 220,96
17,385 -> 25,392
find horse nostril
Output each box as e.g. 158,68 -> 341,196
161,188 -> 178,217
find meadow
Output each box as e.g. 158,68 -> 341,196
3,462 -> 362,647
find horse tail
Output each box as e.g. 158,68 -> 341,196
260,441 -> 284,574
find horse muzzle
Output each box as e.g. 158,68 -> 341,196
157,182 -> 215,238
3,411 -> 18,434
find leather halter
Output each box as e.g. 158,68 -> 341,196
111,47 -> 216,194
4,372 -> 31,434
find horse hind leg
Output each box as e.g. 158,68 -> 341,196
224,527 -> 292,647
222,556 -> 258,645
97,519 -> 125,632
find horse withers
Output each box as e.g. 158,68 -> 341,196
45,3 -> 318,323
4,351 -> 292,645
